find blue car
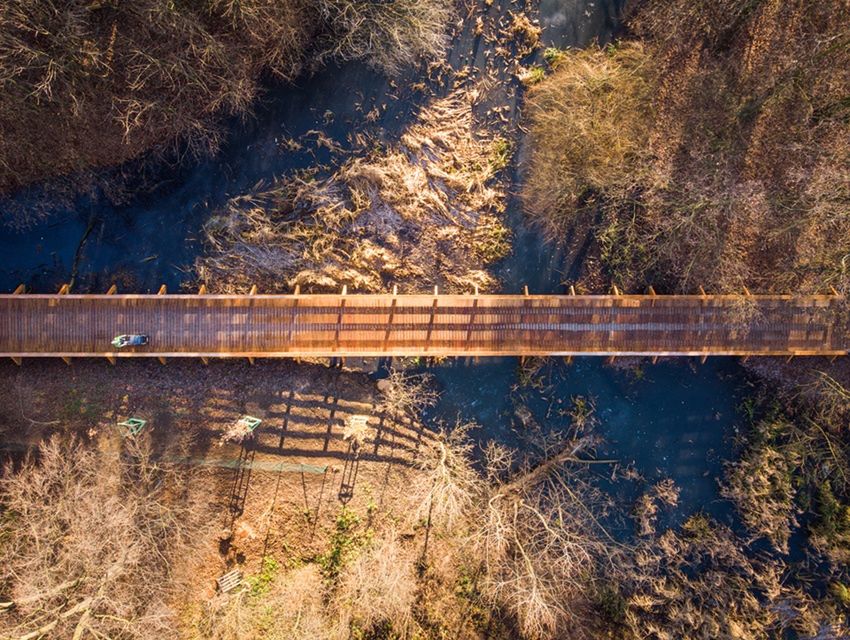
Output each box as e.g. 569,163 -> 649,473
111,334 -> 149,348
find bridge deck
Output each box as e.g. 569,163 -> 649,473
0,294 -> 846,358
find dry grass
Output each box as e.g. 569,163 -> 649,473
611,511 -> 850,639
523,1 -> 850,295
314,0 -> 453,77
197,86 -> 512,293
522,42 -> 656,239
723,387 -> 850,566
615,515 -> 783,639
0,0 -> 453,209
722,432 -> 800,554
334,531 -> 419,637
197,564 -> 336,640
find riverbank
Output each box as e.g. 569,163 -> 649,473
0,0 -> 452,207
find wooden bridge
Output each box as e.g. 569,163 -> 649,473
1,286 -> 847,363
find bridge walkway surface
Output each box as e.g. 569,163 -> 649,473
0,293 -> 847,359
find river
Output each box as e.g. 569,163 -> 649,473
0,0 -> 746,530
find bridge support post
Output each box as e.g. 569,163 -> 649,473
10,356 -> 21,366
384,285 -> 398,352
158,285 -> 167,295
425,286 -> 438,353
647,285 -> 657,308
651,356 -> 658,364
249,285 -> 257,296
106,355 -> 116,366
700,354 -> 708,364
13,284 -> 25,295
201,357 -> 209,365
57,284 -> 69,295
106,284 -> 117,295
294,284 -> 301,363
521,286 -> 529,365
569,285 -> 576,296
158,356 -> 167,365
332,285 -> 347,356
198,284 -> 207,295
62,357 -> 72,366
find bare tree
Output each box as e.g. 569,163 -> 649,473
475,439 -> 613,640
334,531 -> 419,638
0,434 -> 207,639
377,369 -> 439,422
409,420 -> 484,574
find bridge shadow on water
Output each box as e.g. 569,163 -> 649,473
427,354 -> 749,535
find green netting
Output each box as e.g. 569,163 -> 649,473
238,415 -> 262,432
117,417 -> 146,436
167,456 -> 327,474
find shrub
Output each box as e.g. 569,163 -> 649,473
0,0 -> 453,206
522,43 -> 655,240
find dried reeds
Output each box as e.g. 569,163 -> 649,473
523,0 -> 850,295
198,86 -> 512,293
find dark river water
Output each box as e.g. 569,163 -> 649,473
0,0 -> 747,529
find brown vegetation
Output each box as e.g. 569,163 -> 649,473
2,358 -> 850,639
0,434 -> 211,639
197,86 -> 512,293
522,42 -> 656,239
723,380 -> 850,566
522,16 -> 850,633
523,0 -> 850,296
0,0 -> 452,209
618,515 -> 783,639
